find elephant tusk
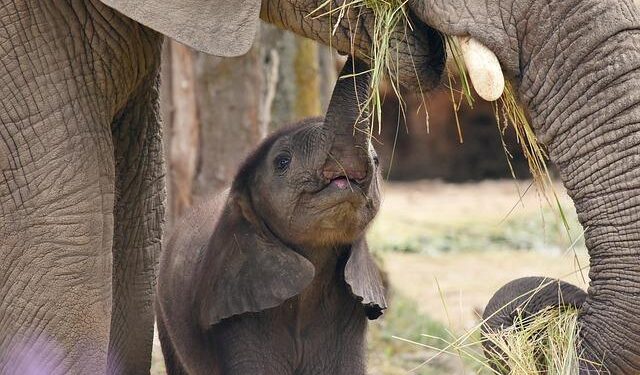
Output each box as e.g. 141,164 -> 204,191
457,36 -> 505,102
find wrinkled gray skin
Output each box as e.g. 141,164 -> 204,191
404,1 -> 640,373
1,0 -> 640,373
156,58 -> 386,375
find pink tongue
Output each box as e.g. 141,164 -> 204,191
331,177 -> 350,190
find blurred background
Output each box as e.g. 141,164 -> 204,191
152,23 -> 588,375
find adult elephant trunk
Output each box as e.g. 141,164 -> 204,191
481,277 -> 588,372
467,1 -> 640,373
260,1 -> 445,93
321,58 -> 373,187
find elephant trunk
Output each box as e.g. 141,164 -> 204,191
321,57 -> 372,185
483,1 -> 640,373
260,0 -> 445,93
481,277 -> 587,372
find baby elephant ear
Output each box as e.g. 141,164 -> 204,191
344,239 -> 387,320
195,195 -> 315,328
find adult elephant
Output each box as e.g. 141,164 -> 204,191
0,1 -> 442,375
405,0 -> 640,373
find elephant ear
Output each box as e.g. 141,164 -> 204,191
194,193 -> 315,328
344,238 -> 387,320
100,0 -> 261,56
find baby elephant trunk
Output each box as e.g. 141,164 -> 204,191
322,57 -> 372,186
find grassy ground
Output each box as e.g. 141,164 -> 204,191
369,180 -> 585,255
151,179 -> 588,374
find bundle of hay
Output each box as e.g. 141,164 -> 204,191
482,307 -> 584,375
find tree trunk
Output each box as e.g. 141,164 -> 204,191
167,42 -> 199,219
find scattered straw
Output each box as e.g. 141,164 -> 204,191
392,264 -> 605,374
394,309 -> 585,375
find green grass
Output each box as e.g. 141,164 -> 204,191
371,293 -> 450,350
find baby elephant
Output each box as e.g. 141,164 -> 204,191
156,57 -> 386,375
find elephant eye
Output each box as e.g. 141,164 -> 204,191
372,153 -> 380,167
274,153 -> 291,172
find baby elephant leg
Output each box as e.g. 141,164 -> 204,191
211,319 -> 295,375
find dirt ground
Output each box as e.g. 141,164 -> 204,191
151,179 -> 589,374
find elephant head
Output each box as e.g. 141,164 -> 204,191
192,56 -> 385,327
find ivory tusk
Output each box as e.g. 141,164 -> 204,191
457,36 -> 504,102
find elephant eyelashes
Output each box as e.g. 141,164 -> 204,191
274,153 -> 291,172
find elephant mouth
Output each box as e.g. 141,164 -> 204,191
320,168 -> 368,193
308,174 -> 367,206
327,176 -> 362,190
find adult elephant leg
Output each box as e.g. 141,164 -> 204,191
156,317 -> 188,375
0,64 -> 115,375
0,3 -> 117,372
108,74 -> 165,374
0,2 -> 163,373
